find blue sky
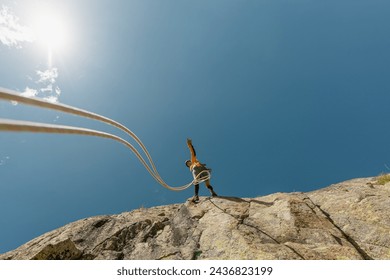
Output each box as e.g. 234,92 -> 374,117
1,0 -> 390,254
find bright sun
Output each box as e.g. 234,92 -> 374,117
33,11 -> 70,53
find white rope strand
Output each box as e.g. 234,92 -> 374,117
0,118 -> 204,191
0,88 -> 210,191
192,169 -> 212,185
0,88 -> 161,181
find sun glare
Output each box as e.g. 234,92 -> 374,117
33,11 -> 70,53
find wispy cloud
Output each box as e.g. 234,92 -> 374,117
1,5 -> 62,103
13,68 -> 62,105
35,68 -> 61,102
37,68 -> 58,84
0,5 -> 33,48
20,87 -> 38,98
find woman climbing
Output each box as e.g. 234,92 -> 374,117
185,138 -> 217,202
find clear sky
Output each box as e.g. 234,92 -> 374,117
1,0 -> 390,254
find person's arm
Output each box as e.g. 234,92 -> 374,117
187,138 -> 197,163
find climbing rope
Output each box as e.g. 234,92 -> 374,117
192,169 -> 212,185
0,88 -> 210,191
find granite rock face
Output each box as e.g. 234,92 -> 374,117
1,176 -> 389,260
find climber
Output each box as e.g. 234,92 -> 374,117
185,138 -> 217,202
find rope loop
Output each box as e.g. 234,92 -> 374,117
192,169 -> 211,185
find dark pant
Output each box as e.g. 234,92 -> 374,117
194,179 -> 217,197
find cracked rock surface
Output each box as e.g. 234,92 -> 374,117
1,176 -> 390,260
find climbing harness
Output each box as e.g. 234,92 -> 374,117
0,88 -> 210,191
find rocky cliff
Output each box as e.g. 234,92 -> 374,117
1,176 -> 390,260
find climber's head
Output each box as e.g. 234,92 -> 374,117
185,160 -> 191,168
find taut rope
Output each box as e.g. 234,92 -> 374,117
0,88 -> 210,191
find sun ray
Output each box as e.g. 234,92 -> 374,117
32,9 -> 70,66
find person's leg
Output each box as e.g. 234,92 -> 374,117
205,180 -> 217,197
192,184 -> 200,202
